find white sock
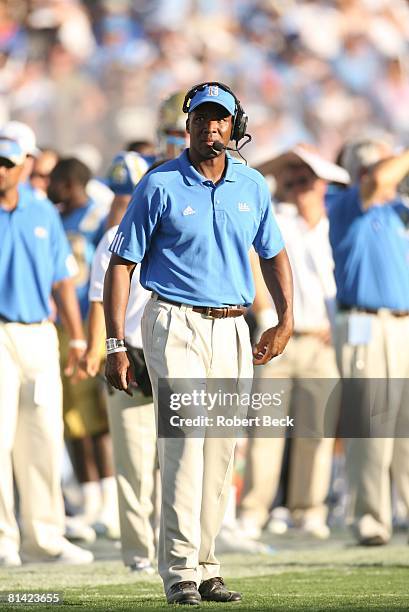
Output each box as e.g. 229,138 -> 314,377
81,481 -> 101,523
98,477 -> 119,524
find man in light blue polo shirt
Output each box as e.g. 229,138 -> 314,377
0,138 -> 93,566
103,82 -> 294,605
328,139 -> 409,546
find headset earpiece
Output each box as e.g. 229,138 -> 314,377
231,108 -> 248,143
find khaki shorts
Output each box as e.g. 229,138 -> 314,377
57,326 -> 108,439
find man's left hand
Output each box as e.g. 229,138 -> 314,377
65,346 -> 87,381
253,323 -> 293,365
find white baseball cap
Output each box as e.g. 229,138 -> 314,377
0,121 -> 40,157
0,138 -> 26,166
257,144 -> 350,184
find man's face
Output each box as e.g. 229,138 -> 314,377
30,151 -> 58,195
279,164 -> 326,213
47,174 -> 71,205
187,102 -> 233,160
0,158 -> 24,194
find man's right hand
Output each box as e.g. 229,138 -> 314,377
79,349 -> 102,378
105,351 -> 134,396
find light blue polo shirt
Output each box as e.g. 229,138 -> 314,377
327,186 -> 409,310
60,200 -> 106,319
0,184 -> 75,323
109,149 -> 284,306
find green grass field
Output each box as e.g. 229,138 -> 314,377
1,531 -> 409,611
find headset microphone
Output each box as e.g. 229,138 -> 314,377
211,141 -> 239,153
211,141 -> 227,153
211,134 -> 253,164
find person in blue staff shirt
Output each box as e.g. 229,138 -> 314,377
0,138 -> 93,566
328,138 -> 409,546
103,82 -> 294,605
47,157 -> 117,537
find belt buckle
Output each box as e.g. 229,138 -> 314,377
204,307 -> 213,317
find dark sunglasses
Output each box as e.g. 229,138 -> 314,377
0,159 -> 16,169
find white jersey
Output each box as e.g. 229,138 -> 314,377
275,203 -> 336,331
89,226 -> 150,348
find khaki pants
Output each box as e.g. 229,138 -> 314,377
141,295 -> 253,593
0,321 -> 66,558
239,335 -> 339,528
335,311 -> 409,541
106,386 -> 157,566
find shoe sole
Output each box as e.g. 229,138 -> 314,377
167,599 -> 201,605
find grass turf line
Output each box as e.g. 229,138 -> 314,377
2,534 -> 409,610
2,567 -> 409,611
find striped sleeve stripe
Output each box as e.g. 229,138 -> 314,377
110,231 -> 123,254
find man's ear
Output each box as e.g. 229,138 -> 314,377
185,118 -> 190,134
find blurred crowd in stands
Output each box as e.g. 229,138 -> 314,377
1,0 -> 409,171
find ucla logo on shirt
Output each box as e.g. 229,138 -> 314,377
34,226 -> 48,239
238,202 -> 250,212
182,206 -> 196,216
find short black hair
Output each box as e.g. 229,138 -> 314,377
50,157 -> 91,186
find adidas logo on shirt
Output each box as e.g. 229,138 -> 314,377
182,206 -> 196,216
238,202 -> 250,212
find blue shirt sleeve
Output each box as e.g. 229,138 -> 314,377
94,215 -> 107,247
50,205 -> 76,283
328,186 -> 362,251
109,175 -> 164,263
252,180 -> 284,258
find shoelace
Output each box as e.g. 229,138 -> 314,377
170,581 -> 197,593
207,577 -> 225,590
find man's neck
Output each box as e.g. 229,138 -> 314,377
188,150 -> 227,184
62,194 -> 89,214
0,187 -> 19,212
299,209 -> 324,229
296,199 -> 325,229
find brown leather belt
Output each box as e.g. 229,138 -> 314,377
0,314 -> 44,325
338,304 -> 409,318
154,294 -> 246,319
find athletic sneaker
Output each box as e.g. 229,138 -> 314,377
44,540 -> 94,564
129,557 -> 155,575
266,506 -> 291,535
216,525 -> 276,554
65,516 -> 96,543
236,517 -> 262,540
0,550 -> 22,567
299,519 -> 330,540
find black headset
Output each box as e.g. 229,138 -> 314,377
182,81 -> 248,143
